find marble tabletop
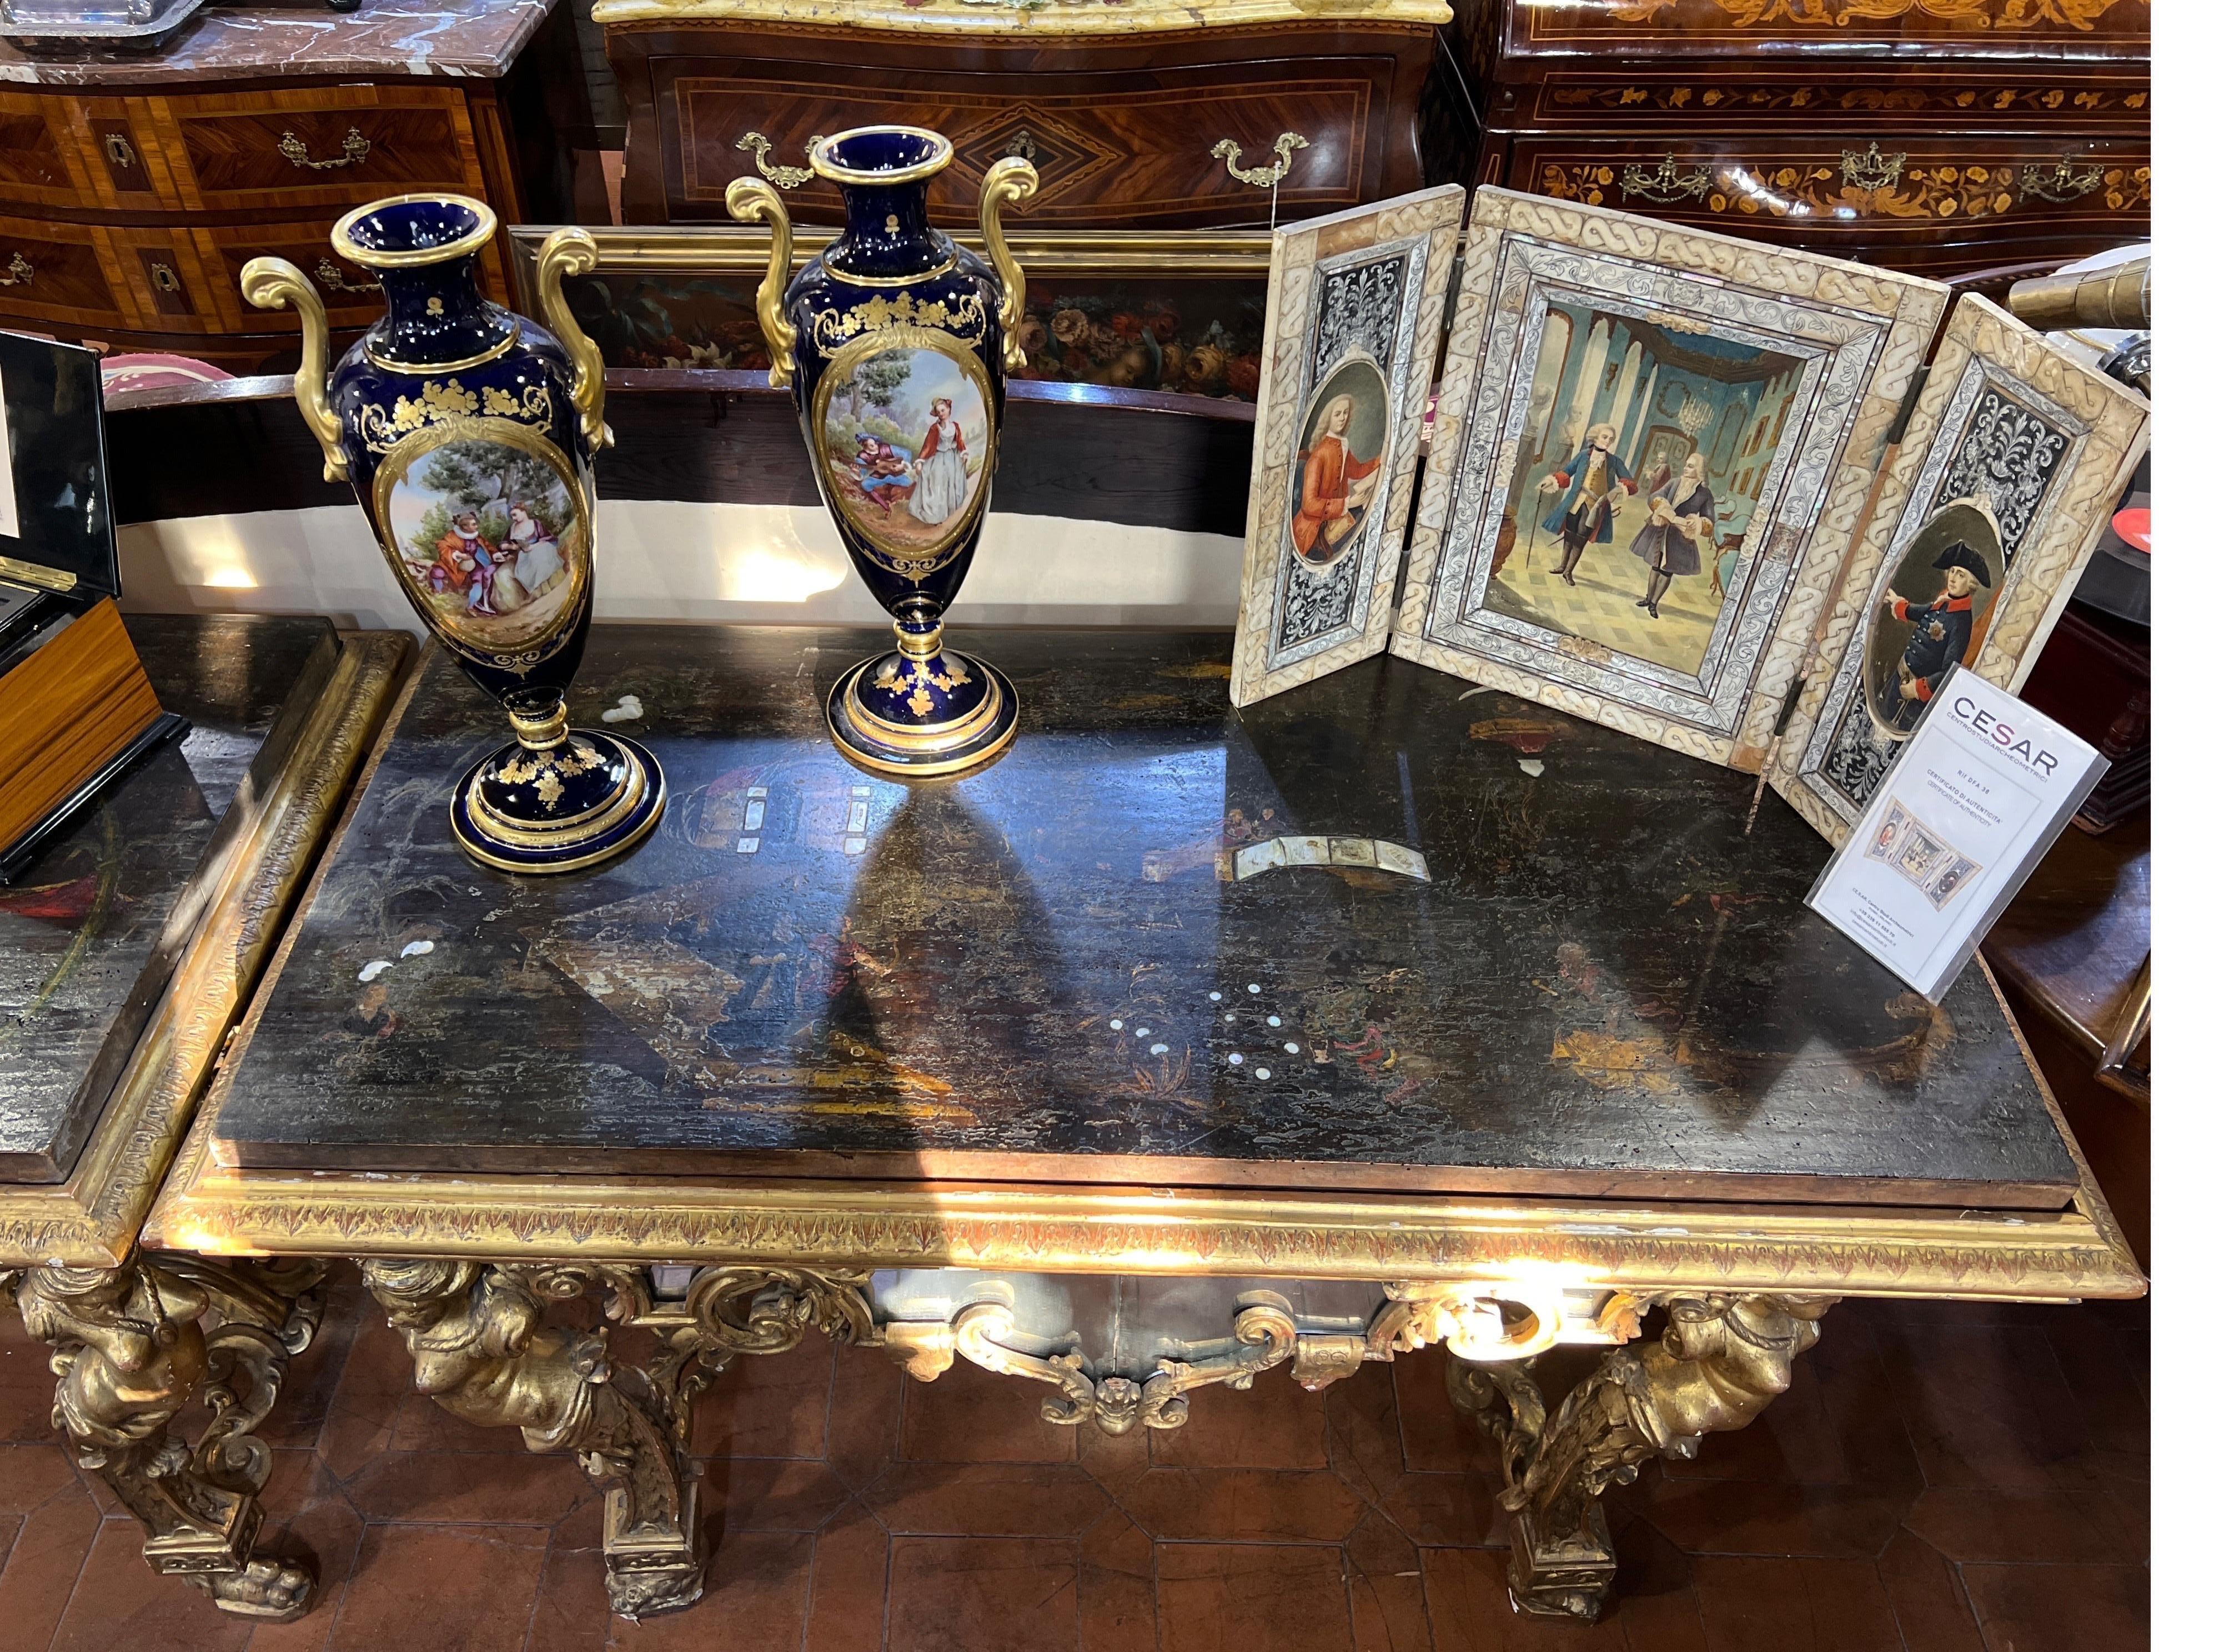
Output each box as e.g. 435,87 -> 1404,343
0,0 -> 555,87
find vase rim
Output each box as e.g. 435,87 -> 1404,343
811,125 -> 954,189
332,193 -> 499,270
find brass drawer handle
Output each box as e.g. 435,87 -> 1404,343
150,261 -> 182,293
1,251 -> 31,287
277,127 -> 372,171
314,255 -> 381,295
1840,143 -> 1906,192
2019,155 -> 2108,203
733,130 -> 819,189
1620,153 -> 1713,204
104,132 -> 140,170
1212,132 -> 1309,189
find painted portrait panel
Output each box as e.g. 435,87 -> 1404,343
1861,499 -> 2005,739
818,342 -> 991,559
1480,295 -> 1807,680
380,425 -> 586,655
1287,355 -> 1390,570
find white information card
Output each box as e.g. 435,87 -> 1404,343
1807,667 -> 2108,1002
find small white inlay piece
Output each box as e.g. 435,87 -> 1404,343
357,960 -> 392,982
399,940 -> 434,957
1228,1053 -> 1243,1066
844,837 -> 866,856
1247,983 -> 1262,994
1110,1019 -> 1124,1030
846,800 -> 870,833
1254,1067 -> 1271,1080
1267,1016 -> 1282,1027
1518,757 -> 1545,777
1284,1042 -> 1300,1054
600,694 -> 644,724
743,797 -> 766,831
1149,1043 -> 1168,1055
1134,1027 -> 1150,1038
736,837 -> 760,854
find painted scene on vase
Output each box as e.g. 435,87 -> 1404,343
1288,355 -> 1390,570
820,344 -> 991,554
1486,297 -> 1808,676
1864,498 -> 2006,739
388,434 -> 584,651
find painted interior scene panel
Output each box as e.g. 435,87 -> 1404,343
1483,297 -> 1806,677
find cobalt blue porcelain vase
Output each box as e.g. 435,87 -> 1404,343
730,127 -> 1039,777
242,193 -> 664,873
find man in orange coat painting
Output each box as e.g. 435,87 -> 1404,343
1291,394 -> 1383,564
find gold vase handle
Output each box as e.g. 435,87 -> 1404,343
725,177 -> 798,390
239,255 -> 348,484
977,155 -> 1040,374
534,227 -> 613,454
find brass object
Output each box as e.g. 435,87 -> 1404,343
533,226 -> 614,451
104,132 -> 139,170
239,256 -> 349,483
733,130 -> 817,189
724,176 -> 798,387
11,1257 -> 328,1621
150,262 -> 182,293
2,250 -> 31,286
2020,154 -> 2110,203
1619,153 -> 1713,204
313,255 -> 381,295
1449,1293 -> 1836,1622
1211,132 -> 1309,189
277,127 -> 370,171
977,154 -> 1041,373
2007,254 -> 2150,333
0,553 -> 77,592
1840,142 -> 1907,193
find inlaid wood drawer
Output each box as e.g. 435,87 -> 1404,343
196,218 -> 398,335
0,215 -> 138,331
1506,136 -> 2149,274
0,91 -> 98,212
145,86 -> 483,215
646,58 -> 1390,228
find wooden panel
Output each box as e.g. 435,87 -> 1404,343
113,227 -> 213,325
0,91 -> 96,212
0,215 -> 137,330
1507,136 -> 2148,273
1492,0 -> 2151,64
149,85 -> 481,214
655,59 -> 1384,227
196,217 -> 392,334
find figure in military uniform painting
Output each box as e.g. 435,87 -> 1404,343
1537,423 -> 1636,586
1877,544 -> 1990,732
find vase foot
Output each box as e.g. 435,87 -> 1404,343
449,728 -> 665,873
827,648 -> 1018,779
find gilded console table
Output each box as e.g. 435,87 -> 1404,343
144,624 -> 2139,1625
1,616 -> 406,1623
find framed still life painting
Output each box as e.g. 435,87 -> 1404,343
1389,187 -> 1946,771
1227,187 -> 1464,707
1770,294 -> 2150,844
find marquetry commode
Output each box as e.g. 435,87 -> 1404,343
0,0 -> 580,374
128,624 -> 2141,1629
598,0 -> 1449,230
1430,0 -> 2150,279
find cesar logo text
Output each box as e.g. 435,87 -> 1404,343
1951,695 -> 2058,777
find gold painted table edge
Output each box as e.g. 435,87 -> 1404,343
123,642 -> 2142,1627
0,630 -> 409,1625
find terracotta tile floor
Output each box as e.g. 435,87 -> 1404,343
0,1280 -> 2148,1651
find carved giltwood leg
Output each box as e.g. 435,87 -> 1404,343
12,1256 -> 326,1621
358,1259 -> 704,1619
1450,1294 -> 1836,1623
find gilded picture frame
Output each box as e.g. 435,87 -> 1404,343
1389,187 -> 1946,771
1771,294 -> 2150,843
1227,186 -> 1463,707
506,224 -> 1275,403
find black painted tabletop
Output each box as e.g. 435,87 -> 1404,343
211,625 -> 2080,1208
0,614 -> 337,1182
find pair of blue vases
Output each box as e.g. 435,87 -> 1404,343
248,128 -> 1037,874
